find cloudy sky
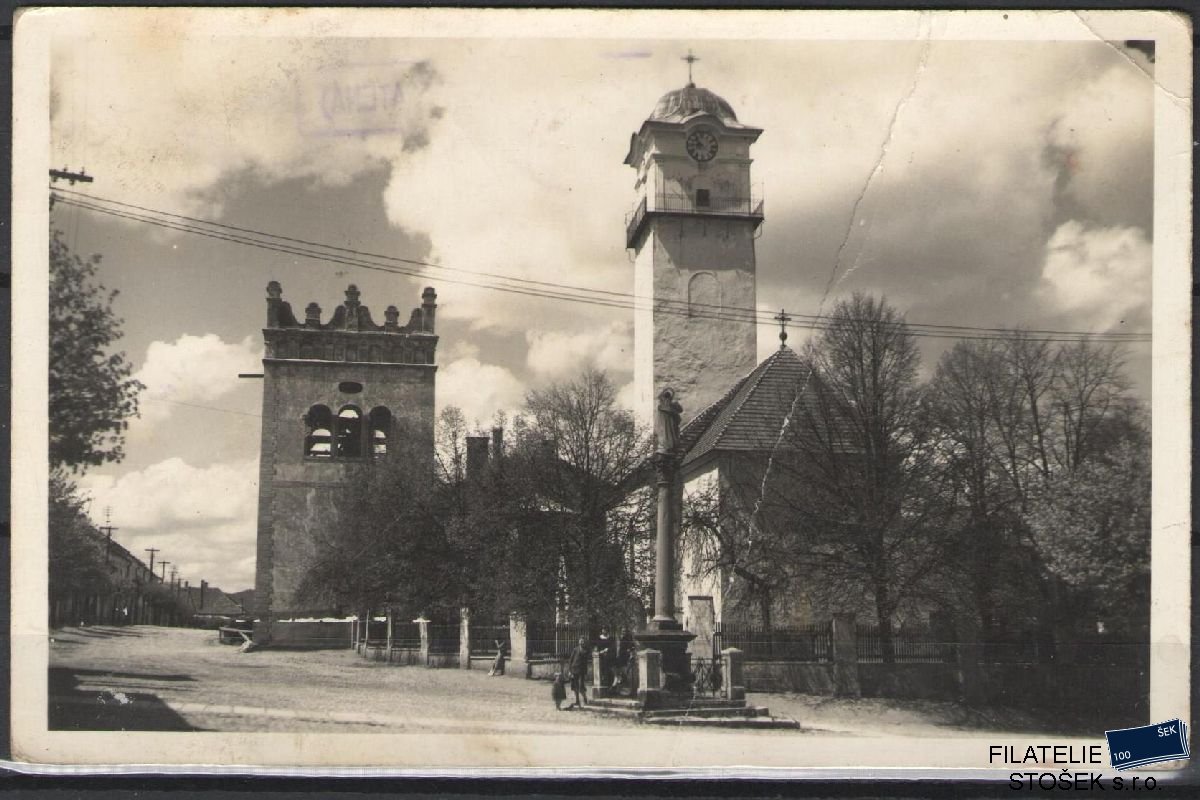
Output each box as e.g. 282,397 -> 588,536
47,17 -> 1156,592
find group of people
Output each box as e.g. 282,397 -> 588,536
553,627 -> 637,711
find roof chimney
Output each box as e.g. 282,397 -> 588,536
465,435 -> 490,481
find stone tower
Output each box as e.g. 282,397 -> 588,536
625,81 -> 763,420
252,281 -> 438,645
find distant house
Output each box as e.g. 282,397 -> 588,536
179,582 -> 247,628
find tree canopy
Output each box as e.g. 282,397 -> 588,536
298,369 -> 654,628
682,292 -> 1149,659
49,227 -> 143,471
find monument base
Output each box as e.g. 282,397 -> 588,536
635,622 -> 696,694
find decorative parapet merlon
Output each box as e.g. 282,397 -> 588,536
266,282 -> 436,334
263,282 -> 439,365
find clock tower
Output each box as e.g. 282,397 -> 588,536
624,76 -> 763,421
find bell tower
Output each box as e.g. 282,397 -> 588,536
624,70 -> 763,419
252,281 -> 438,646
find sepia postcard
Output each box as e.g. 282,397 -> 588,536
9,7 -> 1193,778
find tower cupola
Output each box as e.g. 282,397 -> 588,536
625,66 -> 764,420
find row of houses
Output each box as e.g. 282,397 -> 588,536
49,528 -> 247,629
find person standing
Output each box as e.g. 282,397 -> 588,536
597,628 -> 614,688
567,636 -> 591,708
488,638 -> 507,676
614,627 -> 635,691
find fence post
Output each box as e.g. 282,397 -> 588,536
459,607 -> 471,669
831,613 -> 861,697
509,613 -> 529,679
592,649 -> 609,697
385,609 -> 394,664
414,615 -> 430,665
721,647 -> 746,701
637,648 -> 663,708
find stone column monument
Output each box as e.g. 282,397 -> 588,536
634,388 -> 696,702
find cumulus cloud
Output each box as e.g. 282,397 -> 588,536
51,35 -> 445,219
78,457 -> 260,589
525,322 -> 633,379
1039,221 -> 1151,331
133,334 -> 262,425
51,33 -> 1153,350
436,356 -> 526,429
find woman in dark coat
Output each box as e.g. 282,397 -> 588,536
614,627 -> 636,691
596,628 -> 614,688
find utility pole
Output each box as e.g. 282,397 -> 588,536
144,548 -> 159,576
49,167 -> 93,209
159,561 -> 170,582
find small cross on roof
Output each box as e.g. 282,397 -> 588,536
682,49 -> 699,86
774,308 -> 793,348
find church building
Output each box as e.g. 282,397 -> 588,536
625,75 -> 815,648
251,282 -> 439,646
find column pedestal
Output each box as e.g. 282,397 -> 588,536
635,621 -> 697,696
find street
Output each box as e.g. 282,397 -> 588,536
49,625 -> 1053,737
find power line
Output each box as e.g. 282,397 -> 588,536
53,188 -> 1151,344
55,194 -> 1146,344
59,192 -> 1149,341
141,396 -> 262,418
54,189 -> 1149,342
56,187 -> 1152,341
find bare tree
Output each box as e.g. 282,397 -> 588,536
927,332 -> 1146,646
682,294 -> 952,658
1051,339 -> 1133,472
519,369 -> 654,626
435,405 -> 468,484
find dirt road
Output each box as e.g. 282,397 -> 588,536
48,625 -> 1051,738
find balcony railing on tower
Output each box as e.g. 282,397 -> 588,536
625,191 -> 764,248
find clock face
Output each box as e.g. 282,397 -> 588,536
686,129 -> 719,162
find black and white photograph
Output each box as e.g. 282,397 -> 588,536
10,7 -> 1191,773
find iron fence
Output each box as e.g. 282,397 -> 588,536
716,621 -> 832,662
691,654 -> 723,697
856,625 -> 952,663
625,192 -> 765,247
427,623 -> 461,654
469,623 -> 511,656
526,620 -> 592,660
391,620 -> 422,649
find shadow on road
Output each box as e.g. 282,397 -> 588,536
70,667 -> 197,683
58,627 -> 150,640
48,667 -> 204,731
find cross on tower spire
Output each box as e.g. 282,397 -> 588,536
682,49 -> 699,87
774,308 -> 793,348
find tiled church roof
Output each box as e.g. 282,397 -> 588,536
679,345 -> 815,468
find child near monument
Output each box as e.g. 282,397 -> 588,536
551,670 -> 567,711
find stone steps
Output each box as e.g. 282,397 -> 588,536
641,705 -> 769,719
587,696 -> 749,712
580,696 -> 799,729
643,714 -> 801,730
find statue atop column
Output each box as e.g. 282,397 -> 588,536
655,388 -> 683,455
